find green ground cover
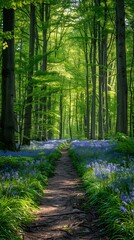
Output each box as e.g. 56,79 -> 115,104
0,140 -> 64,240
69,137 -> 134,240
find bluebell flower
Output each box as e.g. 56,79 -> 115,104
114,188 -> 119,193
120,206 -> 128,213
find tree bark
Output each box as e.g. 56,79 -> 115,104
41,3 -> 50,140
68,82 -> 72,139
129,29 -> 134,137
83,24 -> 90,139
59,89 -> 63,139
90,13 -> 97,139
98,19 -> 103,139
1,8 -> 16,150
23,4 -> 35,145
116,0 -> 128,134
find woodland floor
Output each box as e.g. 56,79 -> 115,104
23,148 -> 109,240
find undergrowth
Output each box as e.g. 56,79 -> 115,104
69,137 -> 134,240
0,147 -> 61,240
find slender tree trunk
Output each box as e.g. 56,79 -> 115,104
18,37 -> 23,146
75,93 -> 79,136
129,29 -> 134,137
34,22 -> 40,140
96,0 -> 108,139
41,2 -> 50,140
84,26 -> 90,139
68,82 -> 72,139
90,15 -> 97,139
1,8 -> 16,150
116,0 -> 128,134
104,37 -> 108,135
47,92 -> 53,139
42,3 -> 49,72
98,21 -> 103,139
80,93 -> 84,136
59,88 -> 63,139
85,45 -> 90,139
95,0 -> 104,139
23,4 -> 35,145
103,31 -> 108,135
63,104 -> 67,138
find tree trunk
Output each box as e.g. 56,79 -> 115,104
83,25 -> 90,139
59,89 -> 63,139
1,8 -> 16,150
96,0 -> 108,139
23,4 -> 35,145
90,14 -> 97,139
129,29 -> 134,137
34,16 -> 40,140
75,93 -> 79,137
116,0 -> 128,134
102,1 -> 108,136
68,82 -> 72,139
41,2 -> 50,140
98,21 -> 103,139
47,92 -> 53,140
18,37 -> 23,146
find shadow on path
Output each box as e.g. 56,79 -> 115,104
24,149 -> 108,240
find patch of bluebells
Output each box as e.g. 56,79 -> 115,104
0,139 -> 66,158
70,140 -> 134,215
119,189 -> 134,214
0,158 -> 46,198
0,140 -> 66,198
71,140 -> 118,162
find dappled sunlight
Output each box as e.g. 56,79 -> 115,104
24,146 -> 106,240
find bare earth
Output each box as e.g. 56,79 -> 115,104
23,149 -> 108,240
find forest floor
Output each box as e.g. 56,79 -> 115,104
23,148 -> 109,240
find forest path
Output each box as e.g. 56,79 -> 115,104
24,148 -> 108,240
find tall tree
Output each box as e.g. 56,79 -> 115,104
116,0 -> 128,134
42,3 -> 50,140
0,8 -> 16,150
90,1 -> 97,139
83,23 -> 90,139
129,26 -> 134,137
59,87 -> 63,139
23,3 -> 35,145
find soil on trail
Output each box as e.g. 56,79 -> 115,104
23,149 -> 108,240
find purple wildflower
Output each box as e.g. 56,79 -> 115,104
120,206 -> 128,213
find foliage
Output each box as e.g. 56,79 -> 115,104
0,0 -> 134,145
0,0 -> 42,9
0,140 -> 63,239
0,197 -> 36,240
114,132 -> 130,142
69,140 -> 134,240
115,133 -> 134,156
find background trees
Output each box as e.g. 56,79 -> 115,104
0,0 -> 133,149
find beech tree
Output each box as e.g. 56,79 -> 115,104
90,4 -> 97,139
116,0 -> 128,134
0,0 -> 133,149
23,3 -> 36,145
0,8 -> 16,150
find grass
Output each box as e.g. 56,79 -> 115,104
0,143 -> 62,240
69,137 -> 134,240
0,197 -> 36,239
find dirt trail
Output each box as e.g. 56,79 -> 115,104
24,149 -> 108,240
